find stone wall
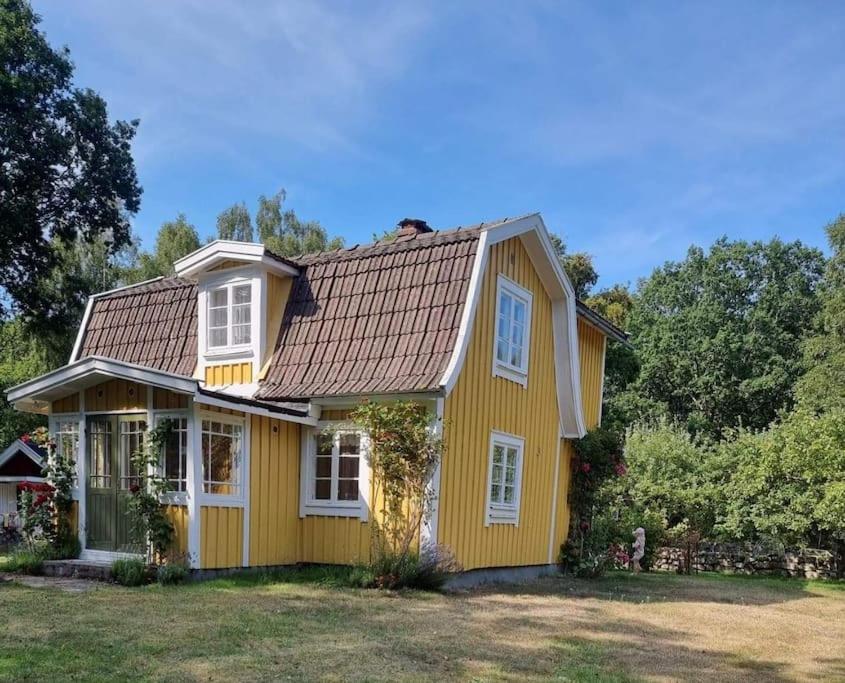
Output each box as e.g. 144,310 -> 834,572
653,543 -> 841,580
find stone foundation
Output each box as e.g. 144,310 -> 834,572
653,543 -> 841,580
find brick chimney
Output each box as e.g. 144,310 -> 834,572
395,218 -> 433,239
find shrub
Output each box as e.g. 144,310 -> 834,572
364,543 -> 460,591
112,558 -> 148,586
3,546 -> 47,575
156,562 -> 188,586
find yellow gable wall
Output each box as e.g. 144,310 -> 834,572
204,362 -> 253,386
439,237 -> 561,570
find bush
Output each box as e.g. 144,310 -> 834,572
3,546 -> 47,575
52,535 -> 81,561
156,562 -> 188,586
362,543 -> 460,591
111,558 -> 148,586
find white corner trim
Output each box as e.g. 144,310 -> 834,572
547,437 -> 562,564
70,297 -> 94,363
598,335 -> 607,426
242,412 -> 251,567
484,430 -> 525,527
187,399 -> 201,568
421,397 -> 445,546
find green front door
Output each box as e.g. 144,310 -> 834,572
86,415 -> 146,553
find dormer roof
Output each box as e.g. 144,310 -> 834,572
173,240 -> 299,279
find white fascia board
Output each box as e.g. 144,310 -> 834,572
69,277 -> 166,363
174,240 -> 298,278
438,213 -> 586,438
6,356 -> 198,404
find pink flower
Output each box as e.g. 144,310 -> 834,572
580,462 -> 591,474
615,462 -> 627,476
20,433 -> 31,443
129,483 -> 140,494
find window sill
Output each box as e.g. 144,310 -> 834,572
301,501 -> 365,520
204,346 -> 253,362
159,492 -> 188,506
198,494 -> 245,508
485,505 -> 520,526
493,363 -> 528,388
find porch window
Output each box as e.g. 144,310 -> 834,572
208,282 -> 252,349
158,416 -> 188,493
201,418 -> 243,496
89,420 -> 112,488
485,431 -> 524,526
54,418 -> 80,484
118,419 -> 146,491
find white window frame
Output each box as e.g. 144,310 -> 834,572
154,412 -> 190,504
300,422 -> 370,521
207,279 -> 253,352
198,411 -> 246,506
484,430 -> 525,526
492,274 -> 533,387
50,415 -> 81,490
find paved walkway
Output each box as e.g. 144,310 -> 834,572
0,572 -> 100,593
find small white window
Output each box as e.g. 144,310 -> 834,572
201,418 -> 243,497
301,426 -> 369,519
485,431 -> 524,526
207,282 -> 252,349
493,275 -> 532,386
53,418 -> 80,486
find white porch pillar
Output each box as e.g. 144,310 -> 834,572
186,398 -> 202,568
76,390 -> 87,551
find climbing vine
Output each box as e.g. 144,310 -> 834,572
128,419 -> 176,563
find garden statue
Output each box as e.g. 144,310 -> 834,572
631,527 -> 645,573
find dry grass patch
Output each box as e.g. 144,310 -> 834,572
0,568 -> 843,681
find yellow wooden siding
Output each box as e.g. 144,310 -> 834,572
70,500 -> 78,535
263,273 -> 292,370
249,415 -> 300,566
578,318 -> 606,430
320,409 -> 353,422
153,388 -> 189,411
164,504 -> 189,556
51,394 -> 79,414
440,237 -> 561,570
204,363 -> 253,386
85,379 -> 147,412
200,506 -> 243,568
298,516 -> 371,564
551,440 -> 575,558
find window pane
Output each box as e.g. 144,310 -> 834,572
232,324 -> 250,345
511,321 -> 523,346
513,300 -> 525,323
506,448 -> 517,468
316,433 -> 333,455
339,433 -> 360,455
498,315 -> 509,341
338,479 -> 358,501
209,434 -> 233,487
496,340 -> 508,363
314,479 -> 331,500
210,288 -> 227,307
209,307 -> 227,328
209,328 -> 227,348
233,284 -> 251,305
491,463 -> 503,485
339,456 -> 359,478
89,421 -> 111,487
315,456 -> 332,478
510,346 -> 522,368
499,292 -> 511,319
490,483 -> 501,503
233,304 -> 250,325
492,445 -> 504,465
504,485 -> 515,504
505,466 -> 515,484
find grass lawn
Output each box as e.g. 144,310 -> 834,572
1,566 -> 843,682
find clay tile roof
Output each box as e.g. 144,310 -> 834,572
256,223 -> 487,401
78,277 -> 197,377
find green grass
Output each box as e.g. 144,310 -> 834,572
0,569 -> 842,681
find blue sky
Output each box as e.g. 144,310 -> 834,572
35,1 -> 844,289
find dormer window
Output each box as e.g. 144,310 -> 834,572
208,282 -> 252,349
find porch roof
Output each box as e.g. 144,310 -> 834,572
5,356 -> 317,425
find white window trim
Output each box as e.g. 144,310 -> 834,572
299,422 -> 370,521
198,410 -> 247,507
492,274 -> 533,388
484,430 -> 525,527
153,411 -> 190,505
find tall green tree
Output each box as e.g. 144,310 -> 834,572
216,202 -> 253,242
549,234 -> 598,299
0,0 -> 141,326
0,320 -> 51,445
625,237 -> 824,437
133,214 -> 201,281
795,214 -> 845,413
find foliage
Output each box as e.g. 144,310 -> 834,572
2,545 -> 46,574
156,562 -> 189,586
111,558 -> 148,586
0,0 -> 141,323
0,321 -> 51,445
132,214 -> 201,281
349,543 -> 460,591
796,214 -> 845,413
624,237 -> 824,438
216,202 -> 253,242
549,233 -> 598,299
17,482 -> 55,549
126,419 -> 176,563
718,409 -> 845,548
31,426 -> 77,553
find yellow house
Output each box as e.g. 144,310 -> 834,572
7,214 -> 626,582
